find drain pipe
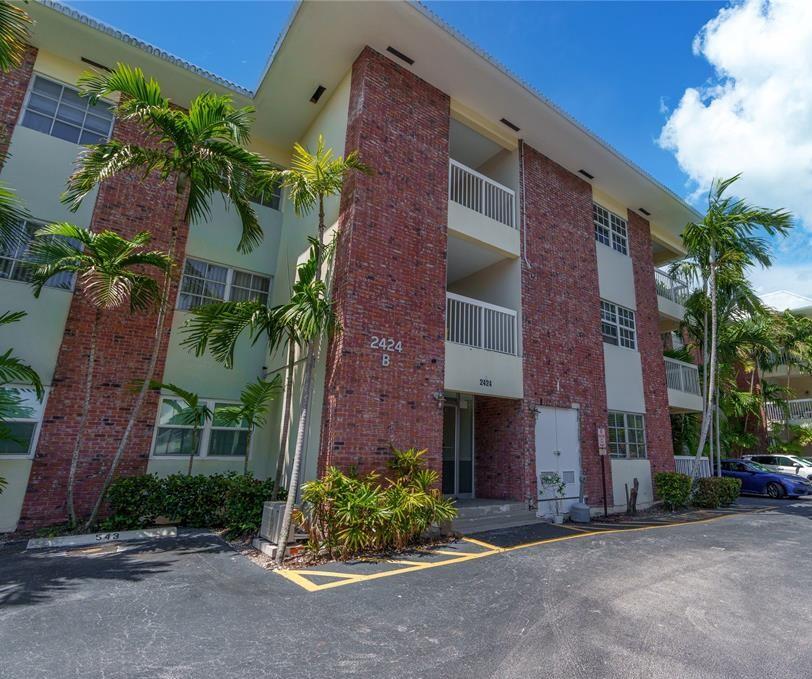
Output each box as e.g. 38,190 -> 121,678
519,139 -> 531,270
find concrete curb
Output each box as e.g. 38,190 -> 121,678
27,526 -> 178,549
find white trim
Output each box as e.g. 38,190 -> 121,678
0,386 -> 50,460
445,291 -> 517,317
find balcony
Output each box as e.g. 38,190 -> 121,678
444,292 -> 523,399
448,159 -> 520,256
655,269 -> 689,324
664,357 -> 703,412
766,399 -> 812,424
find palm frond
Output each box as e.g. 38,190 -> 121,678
0,183 -> 28,252
0,0 -> 31,73
0,348 -> 43,397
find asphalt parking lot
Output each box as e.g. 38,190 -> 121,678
2,496 -> 811,679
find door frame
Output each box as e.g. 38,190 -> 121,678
443,394 -> 475,499
534,405 -> 582,516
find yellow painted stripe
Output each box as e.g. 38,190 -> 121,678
461,537 -> 503,551
275,507 -> 771,592
294,569 -> 365,580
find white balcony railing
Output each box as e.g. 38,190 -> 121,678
446,292 -> 518,356
766,398 -> 812,423
674,455 -> 712,478
448,159 -> 516,229
664,357 -> 701,395
655,269 -> 690,305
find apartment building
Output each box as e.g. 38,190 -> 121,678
0,1 -> 703,532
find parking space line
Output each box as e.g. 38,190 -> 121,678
274,507 -> 771,592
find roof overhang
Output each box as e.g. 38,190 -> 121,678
26,1 -> 699,244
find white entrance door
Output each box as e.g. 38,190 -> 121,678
534,407 -> 581,518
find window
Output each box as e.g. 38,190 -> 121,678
608,411 -> 647,459
0,387 -> 46,457
593,203 -> 628,255
250,184 -> 281,211
21,75 -> 114,145
177,258 -> 272,310
151,397 -> 248,458
600,300 -> 637,349
0,219 -> 74,289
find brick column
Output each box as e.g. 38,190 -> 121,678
319,47 -> 449,478
19,118 -> 189,529
519,143 -> 611,506
0,46 -> 36,167
628,211 -> 675,475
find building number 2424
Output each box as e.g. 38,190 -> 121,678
370,336 -> 403,367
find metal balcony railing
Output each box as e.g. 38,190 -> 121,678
446,292 -> 518,356
448,159 -> 516,229
655,269 -> 690,305
664,357 -> 701,395
765,398 -> 812,423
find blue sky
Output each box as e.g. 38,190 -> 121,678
64,1 -> 811,299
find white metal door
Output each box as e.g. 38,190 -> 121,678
534,407 -> 581,518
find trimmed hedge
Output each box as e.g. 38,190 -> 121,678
693,476 -> 741,509
101,472 -> 284,537
654,471 -> 692,510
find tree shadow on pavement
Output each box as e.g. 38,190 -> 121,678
0,533 -> 232,608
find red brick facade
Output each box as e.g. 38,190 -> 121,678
629,212 -> 675,476
19,116 -> 189,528
0,46 -> 36,166
474,396 -> 531,501
319,47 -> 449,477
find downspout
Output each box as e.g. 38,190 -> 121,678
519,139 -> 531,270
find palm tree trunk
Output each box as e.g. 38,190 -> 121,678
275,339 -> 316,565
243,426 -> 253,475
272,340 -> 296,500
691,261 -> 718,481
67,307 -> 100,526
84,186 -> 185,530
187,430 -> 196,477
715,384 -> 722,476
743,365 -> 757,432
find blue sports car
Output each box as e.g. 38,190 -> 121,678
721,459 -> 812,499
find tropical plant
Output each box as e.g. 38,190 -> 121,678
254,138 -> 370,565
148,381 -> 212,477
215,375 -> 282,474
653,471 -> 692,510
62,64 -> 268,528
27,225 -> 172,525
676,175 -> 792,481
0,0 -> 31,73
293,448 -> 456,561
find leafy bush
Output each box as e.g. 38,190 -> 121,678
294,447 -> 457,560
102,472 -> 281,537
693,476 -> 741,508
654,471 -> 692,510
104,474 -> 163,529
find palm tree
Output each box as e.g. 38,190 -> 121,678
149,381 -> 211,477
0,0 -> 31,73
180,299 -> 301,500
680,175 -> 792,480
28,224 -> 172,525
216,375 -> 282,475
62,64 -> 267,526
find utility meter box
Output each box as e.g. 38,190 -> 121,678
259,501 -> 295,545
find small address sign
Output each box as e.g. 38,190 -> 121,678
370,336 -> 403,367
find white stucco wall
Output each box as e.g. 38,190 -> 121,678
610,458 -> 654,510
603,344 -> 646,414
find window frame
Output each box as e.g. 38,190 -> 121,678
19,73 -> 115,146
0,217 -> 76,291
593,203 -> 629,256
176,256 -> 273,311
600,299 -> 637,350
0,386 -> 49,460
149,396 -> 252,460
607,411 -> 647,460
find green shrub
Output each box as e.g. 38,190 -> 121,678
693,476 -> 741,508
294,447 -> 457,560
654,471 -> 692,510
102,472 -> 281,536
103,474 -> 163,530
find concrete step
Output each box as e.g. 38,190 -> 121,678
451,512 -> 546,535
453,501 -> 530,520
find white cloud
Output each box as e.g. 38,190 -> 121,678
659,0 -> 812,225
749,263 -> 812,300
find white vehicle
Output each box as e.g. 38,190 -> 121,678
744,454 -> 812,481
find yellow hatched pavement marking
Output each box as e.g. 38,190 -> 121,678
275,508 -> 770,592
